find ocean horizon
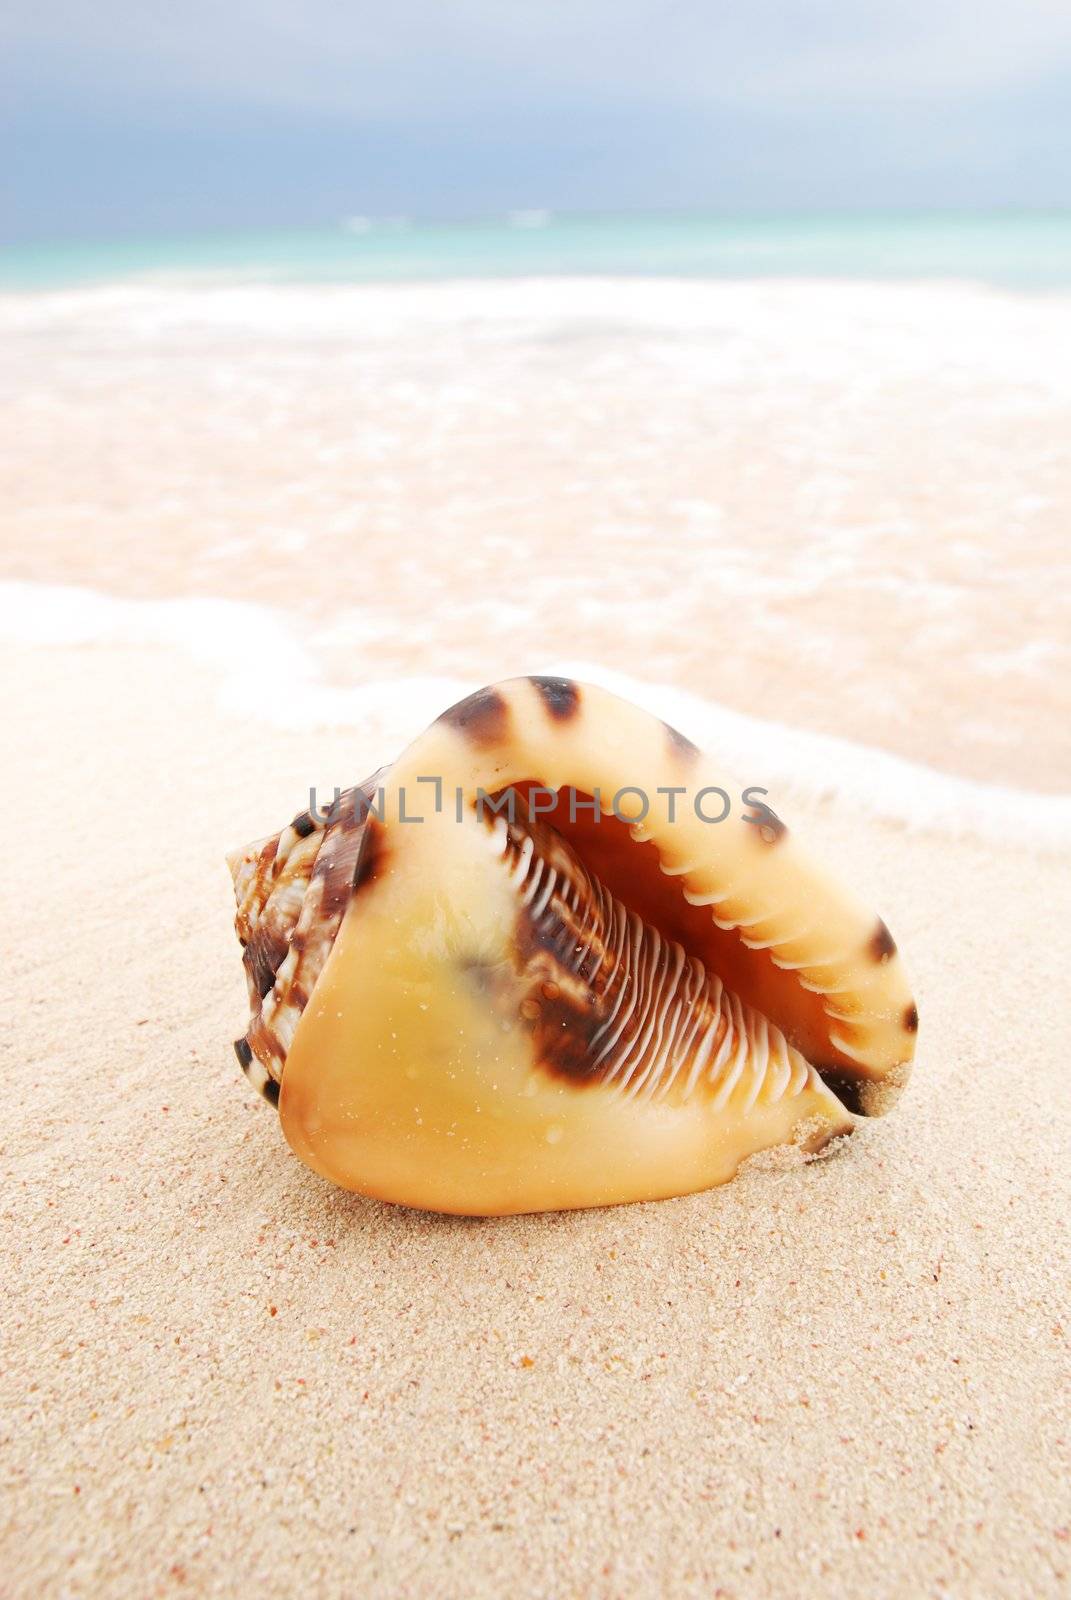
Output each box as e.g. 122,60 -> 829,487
4,209 -> 1071,292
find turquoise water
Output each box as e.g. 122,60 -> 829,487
3,212 -> 1071,291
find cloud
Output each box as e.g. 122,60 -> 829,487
3,3 -> 1070,235
5,0 -> 1071,120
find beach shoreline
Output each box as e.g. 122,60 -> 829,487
2,275 -> 1068,791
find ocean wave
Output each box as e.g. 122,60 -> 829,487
2,580 -> 1067,849
3,277 -> 1070,403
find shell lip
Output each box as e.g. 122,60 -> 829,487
476,781 -> 915,1120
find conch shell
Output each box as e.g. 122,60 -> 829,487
227,678 -> 917,1214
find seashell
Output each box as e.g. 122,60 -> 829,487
227,677 -> 917,1214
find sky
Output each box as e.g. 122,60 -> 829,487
3,1 -> 1071,241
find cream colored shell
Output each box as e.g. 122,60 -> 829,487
229,677 -> 917,1215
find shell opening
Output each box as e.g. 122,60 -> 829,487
483,785 -> 872,1116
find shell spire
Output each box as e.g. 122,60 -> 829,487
228,770 -> 387,1102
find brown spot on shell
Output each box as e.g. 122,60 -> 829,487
758,815 -> 787,844
521,979 -> 605,1084
664,721 -> 699,759
261,1077 -> 281,1108
530,676 -> 580,720
290,811 -> 317,839
245,928 -> 288,999
512,896 -> 619,1087
353,816 -> 389,894
440,686 -> 509,747
233,1037 -> 253,1069
319,820 -> 367,915
816,1071 -> 868,1117
741,787 -> 787,842
903,1002 -> 919,1033
869,920 -> 897,963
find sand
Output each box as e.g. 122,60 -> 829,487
1,627 -> 1067,1599
1,275 -> 1069,1597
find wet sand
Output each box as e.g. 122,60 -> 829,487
1,278 -> 1069,790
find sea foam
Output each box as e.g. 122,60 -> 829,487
1,580 -> 1066,850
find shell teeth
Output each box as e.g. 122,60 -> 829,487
787,1050 -> 810,1098
826,1029 -> 871,1064
496,801 -> 833,1116
710,995 -> 749,1111
681,886 -> 731,907
666,832 -> 880,1090
680,1004 -> 720,1101
657,858 -> 700,878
